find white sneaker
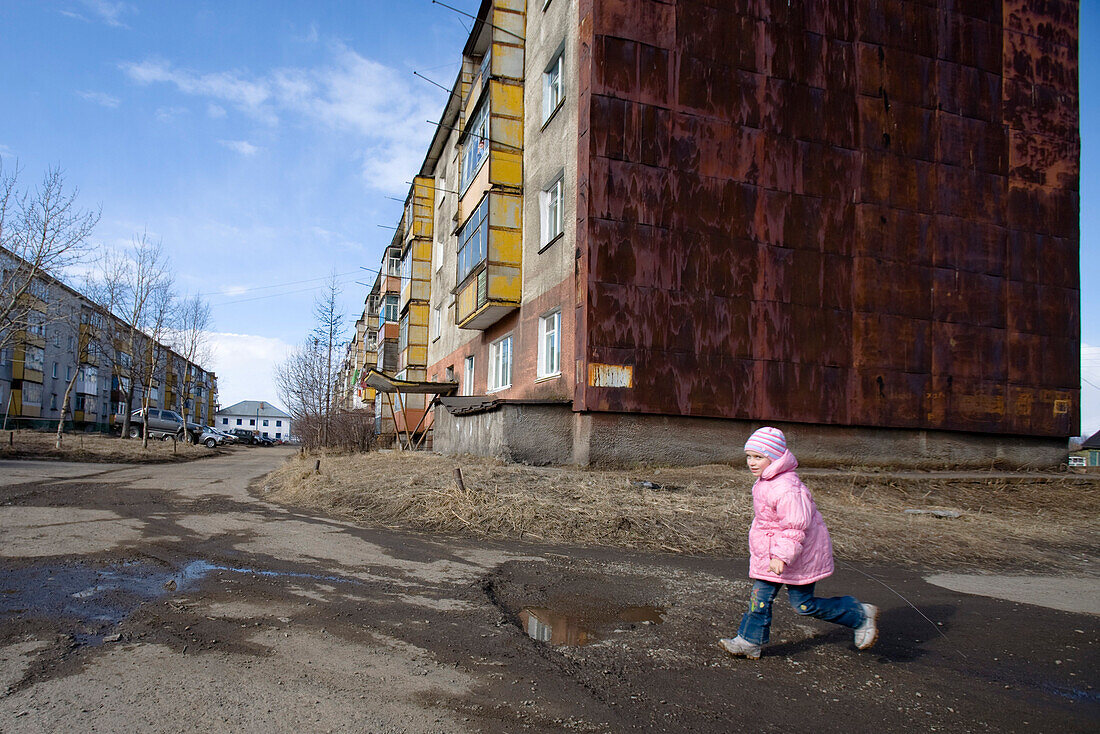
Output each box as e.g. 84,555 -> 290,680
854,603 -> 879,650
719,636 -> 762,659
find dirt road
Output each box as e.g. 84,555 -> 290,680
0,450 -> 1095,732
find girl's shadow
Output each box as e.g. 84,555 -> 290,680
763,604 -> 957,663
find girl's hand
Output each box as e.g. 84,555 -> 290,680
769,557 -> 785,575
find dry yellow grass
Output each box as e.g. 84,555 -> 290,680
264,451 -> 1100,572
0,429 -> 218,463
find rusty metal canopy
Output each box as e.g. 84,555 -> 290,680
363,369 -> 458,396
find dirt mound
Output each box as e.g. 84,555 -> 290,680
263,451 -> 1100,572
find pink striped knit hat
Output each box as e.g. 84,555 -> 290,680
744,427 -> 787,460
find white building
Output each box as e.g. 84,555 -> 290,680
215,400 -> 291,441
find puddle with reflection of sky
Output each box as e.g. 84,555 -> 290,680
517,605 -> 664,646
0,558 -> 364,645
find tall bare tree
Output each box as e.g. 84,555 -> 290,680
135,278 -> 175,448
168,294 -> 212,442
91,233 -> 172,440
0,163 -> 99,354
313,273 -> 345,445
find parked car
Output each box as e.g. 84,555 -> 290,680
213,428 -> 238,444
198,427 -> 226,448
255,435 -> 275,447
228,428 -> 259,445
114,408 -> 186,440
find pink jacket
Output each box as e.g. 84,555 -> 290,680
747,450 -> 834,584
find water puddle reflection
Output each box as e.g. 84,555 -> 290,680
517,605 -> 664,646
0,557 -> 364,646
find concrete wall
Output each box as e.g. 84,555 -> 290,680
434,402 -> 574,465
436,402 -> 1070,469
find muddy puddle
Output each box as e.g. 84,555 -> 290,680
0,558 -> 363,645
516,604 -> 664,646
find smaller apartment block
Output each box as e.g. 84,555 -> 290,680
345,0 -> 1079,467
1,247 -> 218,432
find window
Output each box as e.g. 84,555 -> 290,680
488,334 -> 512,392
431,305 -> 442,341
386,251 -> 402,278
398,313 -> 409,352
222,418 -> 228,425
543,47 -> 564,122
263,419 -> 269,426
463,356 -> 475,396
541,175 -> 564,247
249,419 -> 255,426
25,346 -> 44,373
460,103 -> 490,192
457,196 -> 489,283
236,418 -> 242,425
65,366 -> 71,381
52,362 -> 58,379
276,420 -> 282,427
400,248 -> 411,284
276,432 -> 282,439
50,393 -> 58,411
379,294 -> 399,325
22,382 -> 42,406
538,311 -> 561,378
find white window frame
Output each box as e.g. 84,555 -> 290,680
463,355 -> 475,396
540,174 -> 564,248
460,103 -> 490,193
543,46 -> 564,123
488,334 -> 512,392
537,311 -> 561,379
431,304 -> 442,341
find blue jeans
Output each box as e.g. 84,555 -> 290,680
738,579 -> 865,646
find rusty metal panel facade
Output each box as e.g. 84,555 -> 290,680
574,0 -> 1079,437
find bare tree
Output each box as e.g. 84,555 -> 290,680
90,233 -> 172,440
168,294 -> 212,442
275,336 -> 329,447
313,273 -> 345,445
0,163 -> 99,354
136,278 -> 175,449
52,302 -> 107,448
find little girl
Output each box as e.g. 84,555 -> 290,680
719,427 -> 878,659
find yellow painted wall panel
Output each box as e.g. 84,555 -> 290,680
491,192 -> 523,230
489,269 -> 521,301
413,240 -> 433,262
489,228 -> 522,264
493,117 -> 523,148
491,153 -> 523,188
410,302 -> 429,326
491,81 -> 524,117
457,279 -> 477,321
409,346 -> 428,366
492,43 -> 525,79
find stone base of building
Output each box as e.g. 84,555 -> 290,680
433,404 -> 1071,469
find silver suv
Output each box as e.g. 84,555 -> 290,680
117,408 -> 186,440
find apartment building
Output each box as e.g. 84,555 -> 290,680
215,400 -> 291,441
1,248 -> 218,432
360,0 -> 1078,467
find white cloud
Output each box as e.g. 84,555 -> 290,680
206,103 -> 227,118
1081,343 -> 1100,438
120,43 -> 439,191
121,59 -> 277,124
80,0 -> 133,28
0,144 -> 13,159
155,105 -> 188,122
218,139 -> 260,156
77,90 -> 120,108
206,332 -> 292,409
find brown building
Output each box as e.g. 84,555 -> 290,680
380,0 -> 1078,467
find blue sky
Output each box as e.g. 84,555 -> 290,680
1,1 -> 1096,435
